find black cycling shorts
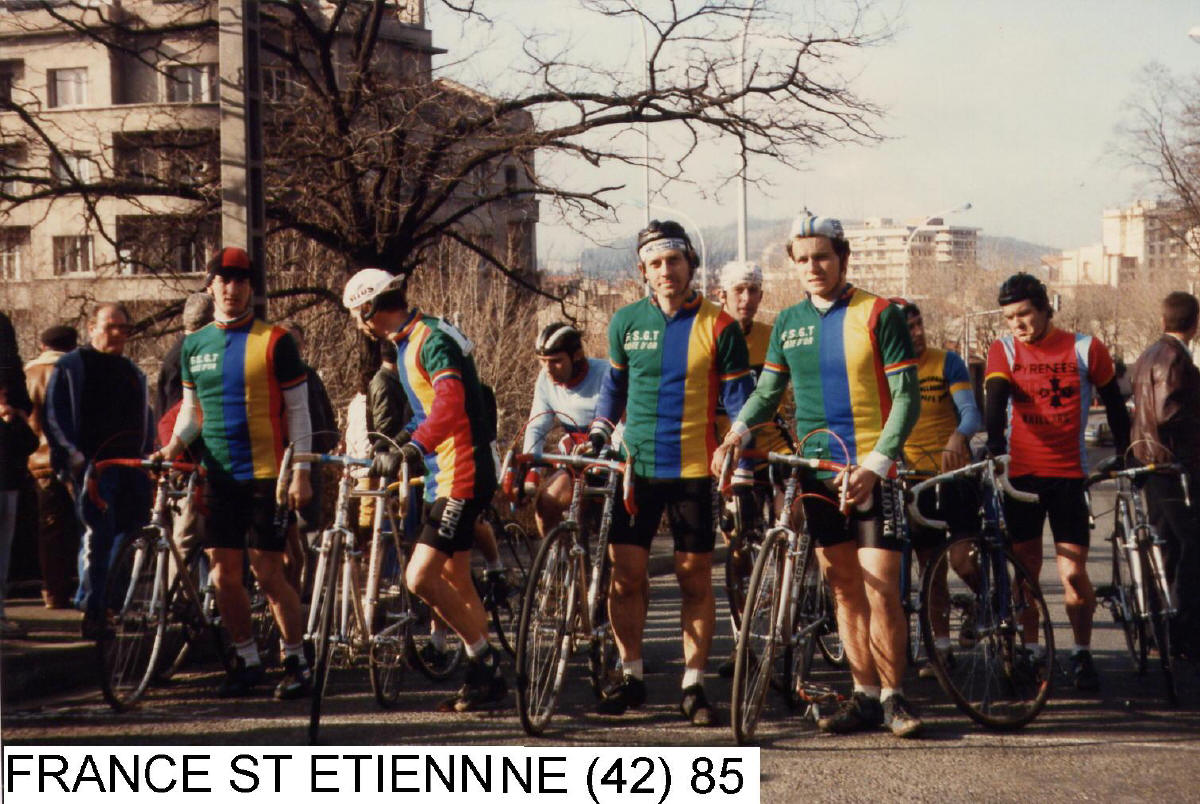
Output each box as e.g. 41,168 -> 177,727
204,476 -> 290,552
609,476 -> 716,554
799,475 -> 904,552
1004,475 -> 1090,547
909,479 -> 981,551
418,496 -> 489,556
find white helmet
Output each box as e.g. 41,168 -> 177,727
343,268 -> 406,317
718,260 -> 763,290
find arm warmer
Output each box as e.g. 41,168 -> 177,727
1097,378 -> 1131,457
172,386 -> 201,445
522,372 -> 555,453
591,366 -> 628,441
284,382 -> 312,468
731,368 -> 789,442
952,387 -> 984,437
862,368 -> 920,477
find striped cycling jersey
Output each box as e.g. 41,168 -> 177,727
986,328 -> 1115,478
390,311 -> 497,502
180,317 -> 306,481
716,318 -> 792,456
904,347 -> 982,472
595,292 -> 753,479
738,285 -> 918,467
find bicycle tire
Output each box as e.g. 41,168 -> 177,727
731,529 -> 788,745
487,521 -> 533,656
369,529 -> 409,708
816,581 -> 847,668
99,536 -> 167,711
906,556 -> 926,666
309,529 -> 342,745
249,577 -> 281,668
515,524 -> 575,737
920,534 -> 1054,730
587,552 -> 620,697
783,546 -> 820,709
1142,548 -> 1177,706
1110,523 -> 1147,674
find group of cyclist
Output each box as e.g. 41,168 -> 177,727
66,207 -> 1195,738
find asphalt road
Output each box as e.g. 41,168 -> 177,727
5,444 -> 1200,802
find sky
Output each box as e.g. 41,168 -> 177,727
429,1 -> 1200,262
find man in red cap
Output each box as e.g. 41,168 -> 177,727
157,247 -> 314,699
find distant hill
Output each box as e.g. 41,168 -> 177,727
556,218 -> 1055,277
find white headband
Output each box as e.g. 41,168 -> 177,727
638,237 -> 688,263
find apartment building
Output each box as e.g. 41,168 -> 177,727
0,0 -> 537,345
1056,199 -> 1199,288
841,217 -> 979,299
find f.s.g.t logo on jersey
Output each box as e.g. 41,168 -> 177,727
623,330 -> 661,351
188,352 -> 220,373
779,325 -> 816,350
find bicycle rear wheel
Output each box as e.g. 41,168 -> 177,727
1110,524 -> 1147,674
309,530 -> 342,745
156,547 -> 210,681
731,530 -> 787,745
515,524 -> 575,736
816,581 -> 847,667
920,534 -> 1054,729
369,532 -> 410,708
1142,548 -> 1177,706
406,600 -> 464,680
99,536 -> 168,711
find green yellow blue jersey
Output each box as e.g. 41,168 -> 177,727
180,317 -> 306,481
716,318 -> 792,456
737,285 -> 919,470
390,311 -> 497,502
594,292 -> 753,479
903,347 -> 982,472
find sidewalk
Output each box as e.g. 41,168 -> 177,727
0,596 -> 94,704
0,542 -> 724,706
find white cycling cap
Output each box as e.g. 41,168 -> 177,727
718,260 -> 763,289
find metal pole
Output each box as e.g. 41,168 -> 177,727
639,17 -> 651,228
903,202 -> 971,299
736,3 -> 753,263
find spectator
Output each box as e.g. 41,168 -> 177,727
156,293 -> 215,433
24,325 -> 80,609
45,303 -> 155,638
1,311 -> 33,415
0,381 -> 38,637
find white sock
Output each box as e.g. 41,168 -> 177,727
881,686 -> 901,703
465,636 -> 489,659
485,556 -> 504,572
1072,643 -> 1090,656
429,629 -> 447,651
283,642 -> 307,667
234,638 -> 262,667
853,683 -> 881,699
622,658 -> 644,680
934,637 -> 951,652
682,667 -> 704,689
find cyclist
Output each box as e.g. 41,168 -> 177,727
587,220 -> 753,727
985,272 -> 1130,691
156,247 -> 314,699
1128,291 -> 1199,658
343,268 -> 504,711
713,259 -> 792,678
521,322 -> 609,535
713,213 -> 923,737
899,301 -> 982,677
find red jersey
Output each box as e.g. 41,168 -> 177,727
985,328 -> 1115,478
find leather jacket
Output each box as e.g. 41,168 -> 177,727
1130,335 -> 1200,471
23,349 -> 65,477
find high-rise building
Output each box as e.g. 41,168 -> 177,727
840,217 -> 979,299
1057,199 -> 1198,288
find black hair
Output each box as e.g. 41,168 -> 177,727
636,219 -> 699,270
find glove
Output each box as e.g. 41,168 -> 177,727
371,443 -> 424,479
587,428 -> 608,456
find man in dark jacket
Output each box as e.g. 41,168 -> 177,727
45,303 -> 154,638
1130,291 -> 1200,657
369,338 -> 412,451
1,378 -> 38,637
1,311 -> 33,416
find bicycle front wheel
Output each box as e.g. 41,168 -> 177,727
309,530 -> 342,745
1110,524 -> 1147,674
920,535 -> 1054,729
587,549 -> 620,697
731,530 -> 788,745
156,546 -> 210,681
369,532 -> 409,709
783,540 -> 819,709
1142,547 -> 1177,706
515,524 -> 575,737
99,535 -> 168,711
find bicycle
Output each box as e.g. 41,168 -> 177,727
1087,455 -> 1190,705
509,448 -> 631,737
280,447 -> 413,744
887,467 -> 940,667
908,455 -> 1055,729
721,446 -> 850,745
84,458 -> 228,711
474,503 -> 537,657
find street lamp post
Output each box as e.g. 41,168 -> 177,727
902,202 -> 972,299
638,17 -> 651,227
736,1 -> 756,263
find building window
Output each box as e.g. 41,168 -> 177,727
116,214 -> 215,275
504,165 -> 518,190
0,61 -> 19,104
0,227 -> 30,280
262,66 -> 296,102
166,64 -> 217,103
53,235 -> 92,274
50,151 -> 97,185
48,67 -> 88,108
